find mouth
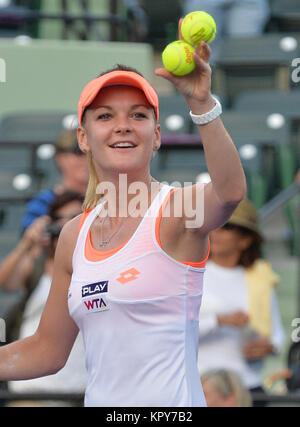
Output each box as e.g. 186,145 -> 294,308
109,141 -> 137,150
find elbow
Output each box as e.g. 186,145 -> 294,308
46,355 -> 68,376
219,179 -> 247,206
231,185 -> 247,205
35,332 -> 69,376
50,360 -> 66,375
230,173 -> 247,204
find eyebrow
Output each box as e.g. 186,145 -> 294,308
95,104 -> 151,110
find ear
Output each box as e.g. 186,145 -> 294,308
77,126 -> 90,154
153,123 -> 161,151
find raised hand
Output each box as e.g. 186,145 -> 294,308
155,18 -> 212,104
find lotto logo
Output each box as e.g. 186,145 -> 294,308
116,268 -> 140,284
82,281 -> 108,297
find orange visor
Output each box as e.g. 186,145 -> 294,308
78,70 -> 159,125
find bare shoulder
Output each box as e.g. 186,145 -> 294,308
164,182 -> 239,235
164,184 -> 206,231
54,214 -> 83,275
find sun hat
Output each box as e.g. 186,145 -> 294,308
227,198 -> 263,240
78,70 -> 159,125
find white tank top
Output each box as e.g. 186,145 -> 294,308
68,185 -> 207,407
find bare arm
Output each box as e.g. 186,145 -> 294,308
156,20 -> 246,235
0,218 -> 79,381
0,216 -> 50,291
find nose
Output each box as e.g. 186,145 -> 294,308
114,115 -> 133,134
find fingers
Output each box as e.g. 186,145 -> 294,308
155,67 -> 177,83
195,41 -> 211,64
178,18 -> 184,41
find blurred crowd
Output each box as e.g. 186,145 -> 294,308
0,0 -> 299,408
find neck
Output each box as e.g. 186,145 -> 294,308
210,253 -> 240,268
96,172 -> 160,219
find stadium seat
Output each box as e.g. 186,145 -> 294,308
141,0 -> 182,48
233,89 -> 300,114
0,201 -> 26,257
235,139 -> 268,208
0,1 -> 41,39
233,89 -> 300,176
158,93 -> 191,135
212,33 -> 300,104
194,111 -> 294,199
0,110 -> 77,143
0,111 -> 78,189
268,0 -> 300,33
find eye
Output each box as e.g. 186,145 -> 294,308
132,112 -> 147,119
97,113 -> 112,120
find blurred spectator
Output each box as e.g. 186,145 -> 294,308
197,198 -> 285,407
0,191 -> 87,405
21,129 -> 88,232
201,369 -> 252,407
181,0 -> 270,61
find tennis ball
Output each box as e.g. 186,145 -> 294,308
181,11 -> 216,45
162,40 -> 195,76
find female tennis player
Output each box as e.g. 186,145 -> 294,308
0,21 -> 246,406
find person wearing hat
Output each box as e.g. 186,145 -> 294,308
0,19 -> 247,407
21,128 -> 88,232
197,198 -> 285,406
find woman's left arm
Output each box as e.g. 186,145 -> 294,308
156,20 -> 247,234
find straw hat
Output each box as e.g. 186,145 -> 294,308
227,199 -> 263,240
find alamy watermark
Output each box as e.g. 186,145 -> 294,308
0,58 -> 6,83
95,175 -> 205,228
291,318 -> 300,343
0,318 -> 6,343
291,58 -> 300,83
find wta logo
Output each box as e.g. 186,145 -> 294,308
84,297 -> 108,312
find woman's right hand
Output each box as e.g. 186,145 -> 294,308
217,311 -> 249,328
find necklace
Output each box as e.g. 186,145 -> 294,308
97,179 -> 161,248
97,199 -> 137,248
98,214 -> 128,248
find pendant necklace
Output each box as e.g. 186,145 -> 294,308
98,214 -> 128,248
97,179 -> 161,248
97,200 -> 137,248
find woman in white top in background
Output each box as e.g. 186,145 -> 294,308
0,19 -> 246,407
197,199 -> 285,406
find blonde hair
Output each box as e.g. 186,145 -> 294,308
201,369 -> 252,407
82,152 -> 104,211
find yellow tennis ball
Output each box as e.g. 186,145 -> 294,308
162,40 -> 196,76
181,11 -> 216,45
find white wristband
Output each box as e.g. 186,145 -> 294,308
189,96 -> 222,125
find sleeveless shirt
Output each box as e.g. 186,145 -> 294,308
68,185 -> 208,407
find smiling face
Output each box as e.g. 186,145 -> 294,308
77,85 -> 161,180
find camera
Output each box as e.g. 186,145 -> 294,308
46,222 -> 63,239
